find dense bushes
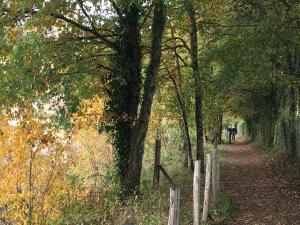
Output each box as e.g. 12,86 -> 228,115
245,86 -> 300,161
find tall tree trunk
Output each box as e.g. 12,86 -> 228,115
169,73 -> 194,170
110,3 -> 142,196
170,28 -> 194,170
135,0 -> 166,185
218,113 -> 223,144
110,1 -> 166,196
289,86 -> 297,159
213,113 -> 223,146
186,2 -> 204,172
182,125 -> 189,167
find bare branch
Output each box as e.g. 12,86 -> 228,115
109,0 -> 126,21
162,44 -> 187,51
176,53 -> 190,68
163,37 -> 191,53
139,4 -> 154,30
78,0 -> 96,29
50,13 -> 118,50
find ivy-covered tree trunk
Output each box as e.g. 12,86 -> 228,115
110,4 -> 142,196
109,1 -> 166,196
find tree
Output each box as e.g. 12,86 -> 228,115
0,109 -> 71,224
0,0 -> 167,196
108,0 -> 167,195
201,0 -> 299,159
185,0 -> 204,171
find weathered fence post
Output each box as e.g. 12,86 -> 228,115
193,160 -> 201,225
211,147 -> 219,206
168,188 -> 180,225
202,154 -> 212,222
152,139 -> 161,190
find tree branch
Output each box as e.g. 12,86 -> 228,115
139,4 -> 154,30
109,0 -> 126,22
50,13 -> 118,50
163,37 -> 191,53
78,0 -> 96,30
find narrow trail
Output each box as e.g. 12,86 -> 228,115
221,141 -> 300,225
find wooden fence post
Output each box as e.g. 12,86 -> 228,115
202,154 -> 212,222
152,139 -> 161,190
193,160 -> 201,225
168,188 -> 180,225
211,147 -> 219,206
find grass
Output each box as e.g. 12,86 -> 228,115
120,143 -> 232,225
210,193 -> 232,225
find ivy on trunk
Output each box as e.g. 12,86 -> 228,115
108,1 -> 167,196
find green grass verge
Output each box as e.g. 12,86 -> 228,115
124,144 -> 232,225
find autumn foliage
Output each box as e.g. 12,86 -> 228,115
0,99 -> 115,224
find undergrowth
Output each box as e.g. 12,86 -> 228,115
119,144 -> 232,225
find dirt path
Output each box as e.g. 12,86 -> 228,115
221,142 -> 300,225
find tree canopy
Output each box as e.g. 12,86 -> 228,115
0,0 -> 299,224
